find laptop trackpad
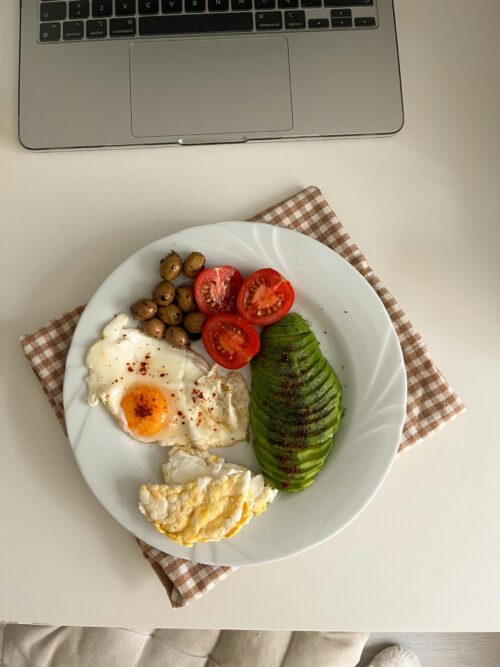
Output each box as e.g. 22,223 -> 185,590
130,37 -> 292,138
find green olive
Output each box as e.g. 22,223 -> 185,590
152,280 -> 176,306
176,284 -> 197,313
158,303 -> 183,325
184,311 -> 206,335
160,251 -> 182,281
182,251 -> 206,279
142,318 -> 165,339
130,298 -> 157,321
164,326 -> 190,348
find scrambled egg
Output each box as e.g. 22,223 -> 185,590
139,447 -> 277,546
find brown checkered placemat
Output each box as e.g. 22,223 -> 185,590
20,186 -> 466,607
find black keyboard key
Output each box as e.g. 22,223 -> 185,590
69,0 -> 89,18
331,16 -> 351,26
301,0 -> 321,6
110,17 -> 136,34
231,0 -> 251,9
116,0 -> 136,14
86,18 -> 108,36
255,0 -> 275,8
331,7 -> 350,16
39,22 -> 61,41
139,0 -> 159,12
162,0 -> 182,10
139,13 -> 253,33
208,0 -> 228,9
279,0 -> 298,8
92,0 -> 112,16
355,16 -> 375,26
284,9 -> 304,28
63,19 -> 84,38
185,0 -> 205,11
325,0 -> 371,5
255,10 -> 281,29
40,2 -> 66,21
308,17 -> 328,27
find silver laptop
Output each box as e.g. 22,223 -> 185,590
19,0 -> 403,149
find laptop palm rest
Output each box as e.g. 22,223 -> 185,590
129,37 -> 293,140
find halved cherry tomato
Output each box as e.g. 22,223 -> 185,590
202,314 -> 260,369
237,268 -> 295,326
194,266 -> 243,316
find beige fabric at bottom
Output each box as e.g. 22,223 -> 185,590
1,625 -> 368,667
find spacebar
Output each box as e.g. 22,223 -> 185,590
139,14 -> 254,35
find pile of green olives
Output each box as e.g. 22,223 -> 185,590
129,251 -> 206,348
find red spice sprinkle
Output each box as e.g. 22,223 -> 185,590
135,400 -> 153,419
191,388 -> 205,401
145,353 -> 151,360
139,361 -> 148,375
159,373 -> 165,377
127,366 -> 133,372
177,410 -> 184,417
212,393 -> 216,398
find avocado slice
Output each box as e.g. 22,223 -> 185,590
251,313 -> 343,493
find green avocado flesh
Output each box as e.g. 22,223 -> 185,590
250,313 -> 343,493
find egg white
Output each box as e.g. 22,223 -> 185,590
139,447 -> 278,546
85,314 -> 249,448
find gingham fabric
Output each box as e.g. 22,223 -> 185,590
20,186 -> 466,607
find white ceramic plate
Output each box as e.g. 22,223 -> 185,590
63,222 -> 407,566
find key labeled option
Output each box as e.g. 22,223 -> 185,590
255,10 -> 282,29
284,9 -> 304,28
86,18 -> 108,36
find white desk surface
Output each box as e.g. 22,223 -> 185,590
1,0 -> 499,631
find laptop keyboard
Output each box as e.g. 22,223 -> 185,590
39,0 -> 377,42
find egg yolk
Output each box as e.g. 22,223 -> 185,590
120,386 -> 169,437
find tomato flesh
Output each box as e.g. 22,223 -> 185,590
202,314 -> 260,369
237,268 -> 295,326
194,266 -> 243,316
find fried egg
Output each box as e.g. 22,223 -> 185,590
139,447 -> 277,546
85,314 -> 249,448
